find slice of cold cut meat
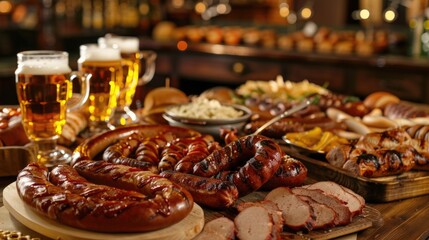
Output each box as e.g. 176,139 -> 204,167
341,185 -> 365,207
299,196 -> 337,230
234,206 -> 276,240
236,200 -> 283,239
292,187 -> 352,226
304,181 -> 364,216
264,187 -> 314,231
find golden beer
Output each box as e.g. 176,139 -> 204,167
78,44 -> 122,130
80,60 -> 122,122
99,35 -> 156,126
15,50 -> 89,167
16,73 -> 71,141
118,52 -> 141,109
98,36 -> 141,110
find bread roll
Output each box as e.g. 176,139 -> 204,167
143,87 -> 189,116
58,111 -> 88,146
199,87 -> 236,104
363,91 -> 400,109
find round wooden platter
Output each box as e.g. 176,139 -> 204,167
2,182 -> 205,240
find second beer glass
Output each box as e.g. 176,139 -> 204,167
78,44 -> 123,135
98,35 -> 157,126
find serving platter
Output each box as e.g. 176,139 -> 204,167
282,136 -> 326,160
281,143 -> 429,202
203,191 -> 383,240
3,183 -> 205,240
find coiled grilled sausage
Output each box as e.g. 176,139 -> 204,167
16,161 -> 194,232
102,132 -> 158,172
71,125 -> 201,166
174,135 -> 219,173
134,133 -> 175,165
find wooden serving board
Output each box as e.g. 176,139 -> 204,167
282,144 -> 429,202
204,191 -> 383,240
2,183 -> 205,240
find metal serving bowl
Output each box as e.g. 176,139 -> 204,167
162,103 -> 252,137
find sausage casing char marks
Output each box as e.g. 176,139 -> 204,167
327,127 -> 429,176
225,125 -> 307,191
160,170 -> 239,209
174,135 -> 221,173
71,125 -> 202,167
261,155 -> 308,190
102,132 -> 158,173
343,145 -> 418,177
72,160 -> 194,216
193,135 -> 283,196
16,161 -> 194,232
134,132 -> 176,166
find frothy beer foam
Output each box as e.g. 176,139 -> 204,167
80,44 -> 121,61
17,59 -> 71,75
99,36 -> 139,54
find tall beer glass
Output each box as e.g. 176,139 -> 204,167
98,35 -> 157,126
78,44 -> 123,134
15,51 -> 89,167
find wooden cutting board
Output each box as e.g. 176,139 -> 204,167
2,182 -> 205,240
204,191 -> 383,240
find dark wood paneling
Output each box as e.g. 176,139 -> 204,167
354,69 -> 424,102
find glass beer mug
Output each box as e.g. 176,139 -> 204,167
98,35 -> 157,126
78,44 -> 123,134
15,51 -> 89,167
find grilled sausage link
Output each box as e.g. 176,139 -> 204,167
220,128 -> 239,145
174,135 -> 218,173
102,132 -> 158,173
160,170 -> 239,209
192,135 -> 283,196
17,161 -> 194,232
158,138 -> 190,172
134,132 -> 175,165
71,125 -> 201,166
260,155 -> 308,190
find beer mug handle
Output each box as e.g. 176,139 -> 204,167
138,50 -> 157,86
68,71 -> 91,112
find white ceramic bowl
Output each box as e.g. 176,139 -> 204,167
162,104 -> 252,137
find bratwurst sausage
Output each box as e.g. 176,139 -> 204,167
16,161 -> 194,233
260,155 -> 308,190
160,170 -> 239,209
71,125 -> 201,166
102,132 -> 159,172
193,135 -> 283,196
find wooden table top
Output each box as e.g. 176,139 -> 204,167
1,175 -> 429,240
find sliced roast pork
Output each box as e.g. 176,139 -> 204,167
265,187 -> 314,231
237,200 -> 284,239
292,187 -> 352,226
234,206 -> 276,240
299,195 -> 337,230
341,185 -> 365,207
305,181 -> 364,216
